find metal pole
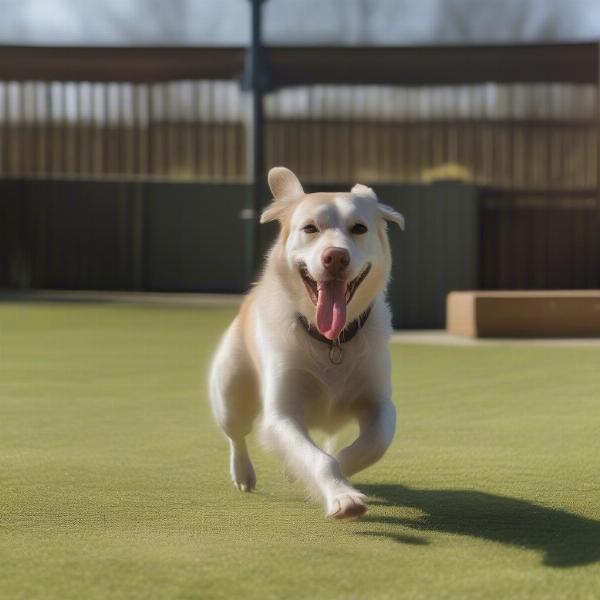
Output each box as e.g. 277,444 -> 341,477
243,0 -> 266,288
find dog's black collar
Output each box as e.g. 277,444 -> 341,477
296,305 -> 372,364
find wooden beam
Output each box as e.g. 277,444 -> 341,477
0,43 -> 596,86
0,46 -> 245,82
265,43 -> 599,87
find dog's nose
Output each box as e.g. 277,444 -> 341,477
321,247 -> 350,276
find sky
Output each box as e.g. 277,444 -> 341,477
1,0 -> 600,46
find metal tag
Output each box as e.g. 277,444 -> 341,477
329,340 -> 343,365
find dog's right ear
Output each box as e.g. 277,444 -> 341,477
260,166 -> 304,224
268,166 -> 304,200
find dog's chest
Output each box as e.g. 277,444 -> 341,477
307,340 -> 374,406
302,361 -> 373,432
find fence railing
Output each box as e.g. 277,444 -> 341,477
0,80 -> 247,180
0,44 -> 599,189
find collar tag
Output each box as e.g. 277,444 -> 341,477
328,339 -> 343,365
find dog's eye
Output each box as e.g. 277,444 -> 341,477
302,224 -> 319,234
350,223 -> 368,235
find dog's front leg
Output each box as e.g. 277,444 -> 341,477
337,399 -> 396,478
261,371 -> 367,519
263,414 -> 367,519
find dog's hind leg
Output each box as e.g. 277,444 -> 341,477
228,436 -> 255,492
209,319 -> 260,492
337,400 -> 396,478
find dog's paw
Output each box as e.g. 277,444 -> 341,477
327,491 -> 368,520
231,456 -> 256,493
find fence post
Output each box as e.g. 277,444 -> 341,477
241,0 -> 267,288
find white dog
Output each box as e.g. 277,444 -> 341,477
209,167 -> 404,519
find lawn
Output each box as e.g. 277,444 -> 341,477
1,302 -> 599,600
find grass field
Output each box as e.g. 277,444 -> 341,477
1,302 -> 600,600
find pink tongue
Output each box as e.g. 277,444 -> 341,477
316,280 -> 347,340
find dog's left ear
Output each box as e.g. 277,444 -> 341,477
351,183 -> 405,230
377,203 -> 405,230
261,166 -> 305,224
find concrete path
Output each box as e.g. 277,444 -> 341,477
3,290 -> 600,346
391,330 -> 600,347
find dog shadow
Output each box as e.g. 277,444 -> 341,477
358,483 -> 600,568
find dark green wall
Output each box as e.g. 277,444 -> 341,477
381,183 -> 480,328
0,178 -> 479,328
143,182 -> 248,292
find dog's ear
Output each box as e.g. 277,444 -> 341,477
268,166 -> 304,201
351,183 -> 405,230
260,202 -> 288,224
351,183 -> 376,199
377,203 -> 405,230
261,166 -> 304,224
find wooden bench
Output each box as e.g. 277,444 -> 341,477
447,291 -> 600,337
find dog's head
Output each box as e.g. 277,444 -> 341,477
261,166 -> 404,340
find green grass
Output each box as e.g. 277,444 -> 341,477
1,302 -> 600,600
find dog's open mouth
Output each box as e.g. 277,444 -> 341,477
299,263 -> 371,340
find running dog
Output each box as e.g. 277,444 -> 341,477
209,166 -> 404,519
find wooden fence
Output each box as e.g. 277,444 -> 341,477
0,44 -> 599,297
0,80 -> 597,189
0,44 -> 599,190
480,189 -> 600,290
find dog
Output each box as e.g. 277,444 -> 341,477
209,166 -> 404,519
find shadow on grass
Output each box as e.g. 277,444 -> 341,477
358,484 -> 600,568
